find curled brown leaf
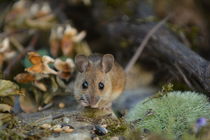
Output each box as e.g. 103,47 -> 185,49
25,52 -> 57,75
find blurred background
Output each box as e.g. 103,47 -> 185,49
0,0 -> 209,111
1,1 -> 210,139
0,0 -> 209,92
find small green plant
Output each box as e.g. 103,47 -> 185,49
126,91 -> 210,139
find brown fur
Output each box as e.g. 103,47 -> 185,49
74,54 -> 126,109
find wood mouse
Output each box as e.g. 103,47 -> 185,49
74,54 -> 126,109
73,18 -> 167,109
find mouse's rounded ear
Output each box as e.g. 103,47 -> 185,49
75,55 -> 89,73
102,54 -> 114,73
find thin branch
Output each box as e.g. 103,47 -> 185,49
125,14 -> 172,73
175,63 -> 194,90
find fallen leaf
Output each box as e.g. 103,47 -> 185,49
19,90 -> 38,113
0,96 -> 15,106
14,73 -> 35,83
0,38 -> 17,69
61,25 -> 86,56
0,80 -> 21,97
32,2 -> 52,18
43,92 -> 54,104
0,38 -> 10,52
75,42 -> 92,56
27,52 -> 42,65
25,52 -> 57,75
0,104 -> 12,112
61,33 -> 74,56
0,113 -> 12,125
56,76 -> 66,89
54,58 -> 75,72
34,81 -> 47,91
50,38 -> 61,57
54,58 -> 75,80
49,26 -> 63,57
50,76 -> 58,92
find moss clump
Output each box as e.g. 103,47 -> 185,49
100,118 -> 128,140
126,91 -> 210,139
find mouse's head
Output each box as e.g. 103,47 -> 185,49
74,54 -> 114,108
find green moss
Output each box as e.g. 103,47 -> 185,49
82,107 -> 115,118
100,118 -> 129,140
126,91 -> 210,139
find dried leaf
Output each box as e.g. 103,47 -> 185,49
0,38 -> 17,68
61,33 -> 74,56
54,58 -> 75,80
14,73 -> 35,83
0,96 -> 15,106
0,104 -> 12,112
61,25 -> 86,56
4,0 -> 27,23
27,52 -> 42,64
34,81 -> 47,91
33,2 -> 51,18
54,58 -> 75,72
43,92 -> 53,104
49,26 -> 63,56
25,52 -> 57,74
56,76 -> 66,89
72,31 -> 86,42
26,3 -> 55,30
0,113 -> 12,125
0,38 -> 9,52
50,38 -> 61,57
25,18 -> 55,30
0,80 -> 21,97
75,42 -> 92,56
19,90 -> 38,113
50,76 -> 58,93
4,50 -> 16,60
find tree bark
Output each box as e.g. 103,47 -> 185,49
104,22 -> 210,92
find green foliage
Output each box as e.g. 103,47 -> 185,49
126,91 -> 210,139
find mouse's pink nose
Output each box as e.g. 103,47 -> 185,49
89,95 -> 100,108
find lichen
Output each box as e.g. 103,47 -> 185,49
126,91 -> 210,139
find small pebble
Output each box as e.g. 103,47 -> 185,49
40,123 -> 51,129
101,124 -> 107,128
63,127 -> 74,133
94,125 -> 108,136
38,106 -> 43,111
58,102 -> 65,108
53,127 -> 63,133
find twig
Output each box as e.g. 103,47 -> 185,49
175,63 -> 194,90
3,33 -> 38,78
10,37 -> 24,52
38,103 -> 53,111
0,29 -> 28,38
125,15 -> 172,73
31,113 -> 64,126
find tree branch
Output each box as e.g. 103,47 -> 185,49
105,21 -> 210,92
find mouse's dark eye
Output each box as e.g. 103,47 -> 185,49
82,81 -> 88,89
98,82 -> 104,90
